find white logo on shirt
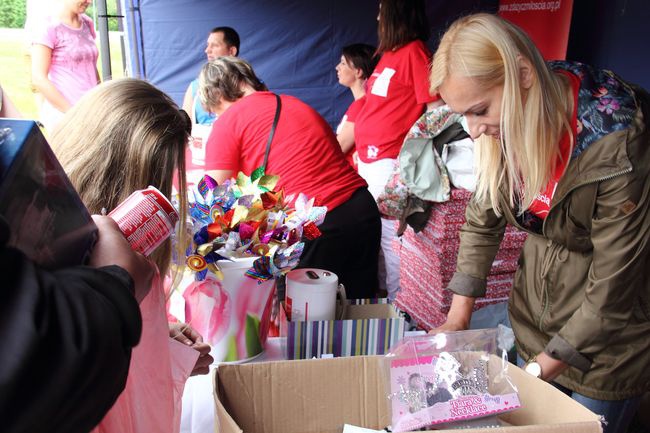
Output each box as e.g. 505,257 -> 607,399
367,146 -> 379,159
370,68 -> 396,98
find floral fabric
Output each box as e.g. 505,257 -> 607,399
376,106 -> 462,219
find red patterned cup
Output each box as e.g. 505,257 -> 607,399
109,186 -> 179,256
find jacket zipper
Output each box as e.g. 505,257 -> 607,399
535,167 -> 633,332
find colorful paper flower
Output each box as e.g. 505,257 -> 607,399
183,172 -> 326,282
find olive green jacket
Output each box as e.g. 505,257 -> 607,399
448,62 -> 650,399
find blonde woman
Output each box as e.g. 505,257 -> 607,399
430,13 -> 650,431
52,78 -> 212,432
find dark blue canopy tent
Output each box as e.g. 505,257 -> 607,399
114,0 -> 650,130
119,0 -> 497,129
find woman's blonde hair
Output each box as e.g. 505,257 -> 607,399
198,56 -> 267,111
430,13 -> 573,215
51,78 -> 190,276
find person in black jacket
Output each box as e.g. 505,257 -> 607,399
0,214 -> 154,433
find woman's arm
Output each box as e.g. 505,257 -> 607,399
336,120 -> 356,154
0,84 -> 22,118
206,169 -> 234,185
31,44 -> 72,112
182,84 -> 194,120
433,194 -> 508,332
432,294 -> 476,332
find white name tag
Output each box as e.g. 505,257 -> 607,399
370,68 -> 396,97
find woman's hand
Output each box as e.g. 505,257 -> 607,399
428,294 -> 475,334
429,319 -> 469,334
536,352 -> 569,382
31,44 -> 73,112
169,322 -> 214,376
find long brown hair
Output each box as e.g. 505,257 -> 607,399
51,78 -> 191,276
377,0 -> 430,53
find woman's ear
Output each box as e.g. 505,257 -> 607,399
355,68 -> 364,80
517,55 -> 534,90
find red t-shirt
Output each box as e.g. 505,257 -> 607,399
204,92 -> 367,211
528,71 -> 580,218
354,40 -> 438,163
345,96 -> 365,122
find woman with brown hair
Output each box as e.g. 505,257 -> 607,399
335,43 -> 378,167
52,78 -> 212,432
353,0 -> 441,299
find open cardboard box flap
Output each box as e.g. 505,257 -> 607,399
338,303 -> 400,320
214,356 -> 602,433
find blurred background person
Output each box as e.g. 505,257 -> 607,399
181,26 -> 240,186
31,0 -> 99,133
335,43 -> 377,169
198,57 -> 381,299
353,0 -> 441,300
182,26 -> 240,127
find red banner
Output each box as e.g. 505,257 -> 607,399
498,0 -> 574,60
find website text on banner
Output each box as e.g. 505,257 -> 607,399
498,0 -> 574,60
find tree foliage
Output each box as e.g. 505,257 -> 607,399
87,1 -> 121,32
0,0 -> 27,28
0,0 -> 121,32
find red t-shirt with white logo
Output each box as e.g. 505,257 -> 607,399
204,92 -> 367,211
354,40 -> 438,163
527,71 -> 580,219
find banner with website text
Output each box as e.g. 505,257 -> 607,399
498,0 -> 574,60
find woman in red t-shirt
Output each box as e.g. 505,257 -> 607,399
354,0 -> 441,300
197,57 -> 381,299
335,43 -> 378,169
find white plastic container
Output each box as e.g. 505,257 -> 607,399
285,268 -> 340,321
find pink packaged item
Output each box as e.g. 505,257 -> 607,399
384,328 -> 520,432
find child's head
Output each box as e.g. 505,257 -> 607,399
52,78 -> 191,274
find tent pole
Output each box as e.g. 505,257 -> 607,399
96,0 -> 112,80
126,0 -> 142,77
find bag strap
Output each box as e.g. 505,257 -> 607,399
262,93 -> 282,171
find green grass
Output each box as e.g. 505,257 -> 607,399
0,27 -> 125,120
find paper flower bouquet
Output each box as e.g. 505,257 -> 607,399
179,171 -> 327,362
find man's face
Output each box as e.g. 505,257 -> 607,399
205,31 -> 236,61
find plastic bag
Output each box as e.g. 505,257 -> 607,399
383,328 -> 520,432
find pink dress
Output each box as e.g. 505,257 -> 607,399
91,271 -> 199,433
32,13 -> 98,130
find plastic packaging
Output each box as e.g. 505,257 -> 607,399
383,328 -> 520,432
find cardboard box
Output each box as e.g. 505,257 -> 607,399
214,355 -> 602,433
280,299 -> 406,359
0,119 -> 97,269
